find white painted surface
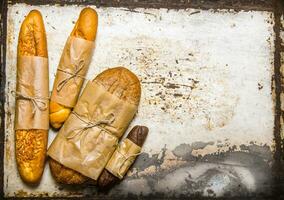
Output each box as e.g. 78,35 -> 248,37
4,4 -> 275,197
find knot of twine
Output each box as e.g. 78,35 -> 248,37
56,59 -> 86,92
12,91 -> 48,114
115,146 -> 142,178
67,111 -> 115,140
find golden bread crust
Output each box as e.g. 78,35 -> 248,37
16,10 -> 48,184
71,7 -> 98,41
49,7 -> 98,129
49,159 -> 88,184
95,67 -> 141,105
18,10 -> 47,57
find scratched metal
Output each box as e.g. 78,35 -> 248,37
4,4 -> 276,198
280,14 -> 284,141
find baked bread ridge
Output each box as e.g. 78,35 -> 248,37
49,7 -> 98,129
16,9 -> 48,184
49,67 -> 141,184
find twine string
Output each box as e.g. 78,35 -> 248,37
12,91 -> 48,114
56,59 -> 86,92
115,146 -> 142,178
66,111 -> 115,140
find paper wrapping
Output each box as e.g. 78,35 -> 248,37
15,56 -> 49,130
105,138 -> 141,179
51,36 -> 95,108
48,81 -> 138,180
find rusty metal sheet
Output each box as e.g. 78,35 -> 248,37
3,3 -> 280,198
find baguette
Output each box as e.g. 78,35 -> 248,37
49,67 -> 141,184
98,125 -> 148,190
16,10 -> 48,184
49,7 -> 98,129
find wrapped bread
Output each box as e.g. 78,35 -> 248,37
48,67 -> 141,184
98,125 -> 148,189
15,10 -> 49,184
49,7 -> 98,129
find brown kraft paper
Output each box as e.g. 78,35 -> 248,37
51,36 -> 95,108
15,56 -> 49,130
105,138 -> 142,179
47,80 -> 138,180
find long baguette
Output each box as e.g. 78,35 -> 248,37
49,7 -> 98,129
16,10 -> 48,184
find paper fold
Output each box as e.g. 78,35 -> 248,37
105,138 -> 141,179
51,36 -> 95,108
48,81 -> 138,180
15,56 -> 49,130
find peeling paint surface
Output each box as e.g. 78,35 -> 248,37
4,4 -> 276,198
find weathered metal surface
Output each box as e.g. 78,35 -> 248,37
280,14 -> 284,144
3,3 -> 278,198
7,0 -> 275,11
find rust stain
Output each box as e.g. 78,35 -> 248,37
14,190 -> 28,197
258,82 -> 264,90
5,138 -> 11,164
7,18 -> 14,46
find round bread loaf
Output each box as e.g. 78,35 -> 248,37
49,67 -> 141,184
16,10 -> 48,184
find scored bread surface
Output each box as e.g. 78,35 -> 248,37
16,10 -> 48,184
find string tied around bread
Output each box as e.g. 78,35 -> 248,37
56,59 -> 86,92
12,91 -> 48,115
66,111 -> 115,140
115,146 -> 142,178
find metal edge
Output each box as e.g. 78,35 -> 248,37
0,0 -> 8,199
272,0 -> 284,198
2,195 -> 281,200
7,0 -> 274,12
1,0 -> 284,199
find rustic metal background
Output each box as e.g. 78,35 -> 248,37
1,0 -> 284,199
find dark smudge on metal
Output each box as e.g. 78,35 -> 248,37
104,142 -> 274,198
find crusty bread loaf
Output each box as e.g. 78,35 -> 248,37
16,10 -> 48,184
49,7 -> 98,129
49,67 -> 141,184
49,159 -> 88,184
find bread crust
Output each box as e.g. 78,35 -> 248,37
49,159 -> 88,184
49,7 -> 98,129
49,67 -> 141,184
16,10 -> 48,184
